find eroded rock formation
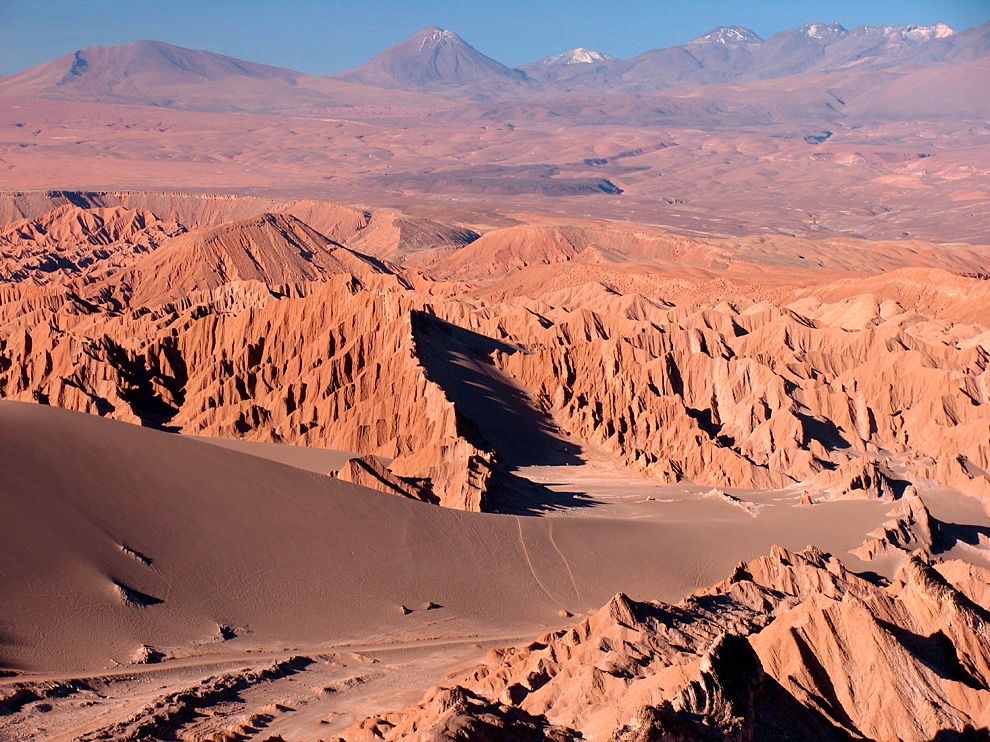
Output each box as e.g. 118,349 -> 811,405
493,295 -> 989,495
852,488 -> 943,560
1,200 -> 988,512
333,454 -> 434,503
0,204 -> 184,284
337,546 -> 990,741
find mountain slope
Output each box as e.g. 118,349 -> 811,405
120,212 -> 393,306
334,26 -> 530,95
611,26 -> 764,88
543,20 -> 979,93
0,203 -> 179,248
2,20 -> 984,106
0,39 -> 430,112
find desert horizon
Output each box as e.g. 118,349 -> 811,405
1,2 -> 989,740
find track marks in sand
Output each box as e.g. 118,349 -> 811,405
548,520 -> 582,601
516,518 -> 583,608
691,547 -> 720,592
76,655 -> 314,741
516,518 -> 560,606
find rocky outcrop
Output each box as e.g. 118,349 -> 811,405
338,546 -> 990,741
756,553 -> 990,740
389,438 -> 495,512
0,276 -> 492,510
852,488 -> 942,559
0,204 -> 184,284
333,455 -> 434,503
937,561 -> 990,609
342,686 -> 575,742
117,212 -> 399,307
811,456 -> 906,502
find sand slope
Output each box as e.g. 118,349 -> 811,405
0,401 -> 906,676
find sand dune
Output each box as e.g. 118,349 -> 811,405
6,400 -> 985,740
0,400 -> 908,676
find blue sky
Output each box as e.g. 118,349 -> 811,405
2,0 -> 988,75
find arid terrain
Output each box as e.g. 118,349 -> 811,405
1,16 -> 989,742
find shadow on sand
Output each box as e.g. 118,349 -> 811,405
412,312 -> 597,514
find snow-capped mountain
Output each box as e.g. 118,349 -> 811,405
536,48 -> 616,66
897,24 -> 955,41
851,23 -> 955,43
799,22 -> 849,41
693,26 -> 763,46
335,25 -> 530,93
525,17 -> 973,94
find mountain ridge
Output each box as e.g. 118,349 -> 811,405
0,38 -> 434,111
2,19 -> 985,105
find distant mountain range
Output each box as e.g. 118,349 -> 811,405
0,19 -> 987,109
545,21 -> 984,92
0,38 -> 431,111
